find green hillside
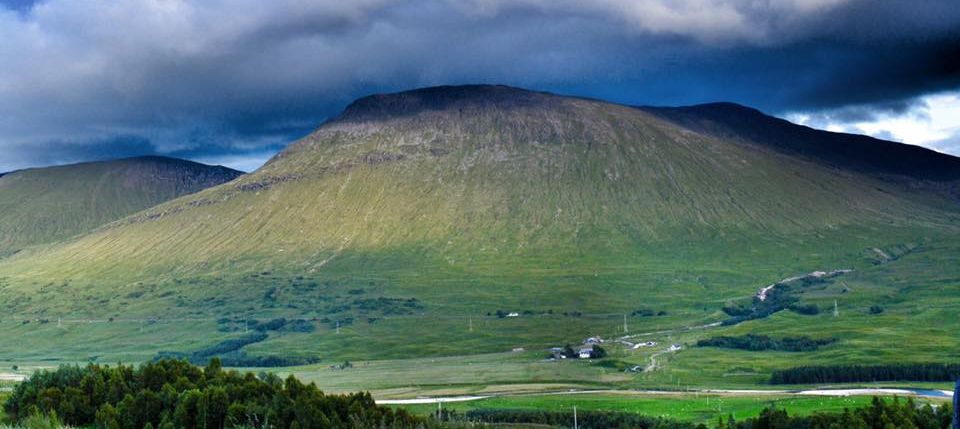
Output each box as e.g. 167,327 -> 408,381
0,86 -> 958,380
0,156 -> 242,256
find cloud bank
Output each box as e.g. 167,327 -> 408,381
0,0 -> 958,171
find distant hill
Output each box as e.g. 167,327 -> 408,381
0,85 -> 958,362
0,156 -> 242,256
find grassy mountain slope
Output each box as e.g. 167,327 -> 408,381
639,102 -> 960,184
0,85 -> 958,368
0,156 -> 242,256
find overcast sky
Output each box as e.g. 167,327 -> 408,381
1,0 -> 958,172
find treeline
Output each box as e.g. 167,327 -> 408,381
771,363 -> 960,384
449,397 -> 954,429
697,334 -> 836,352
460,408 -> 696,429
217,317 -> 315,333
3,358 -> 428,429
723,397 -> 953,429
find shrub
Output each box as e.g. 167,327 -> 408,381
788,303 -> 820,315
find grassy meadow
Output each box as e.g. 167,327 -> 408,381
393,393 -> 949,425
1,235 -> 958,396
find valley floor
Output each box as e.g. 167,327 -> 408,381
1,237 -> 958,426
387,391 -> 952,425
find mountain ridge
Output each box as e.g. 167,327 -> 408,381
637,102 -> 960,184
0,155 -> 242,256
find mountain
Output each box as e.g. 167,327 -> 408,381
0,156 -> 242,256
638,102 -> 960,184
1,85 -> 958,364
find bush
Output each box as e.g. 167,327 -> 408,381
787,303 -> 820,315
631,308 -> 668,317
591,345 -> 608,359
20,412 -> 62,429
721,303 -> 752,317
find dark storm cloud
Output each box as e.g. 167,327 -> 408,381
4,136 -> 156,171
1,0 -> 958,172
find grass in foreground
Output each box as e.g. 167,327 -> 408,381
397,393 -> 949,425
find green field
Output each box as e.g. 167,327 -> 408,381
1,237 -> 957,395
394,393 -> 947,425
0,393 -> 8,426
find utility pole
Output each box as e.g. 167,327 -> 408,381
469,317 -> 473,332
336,320 -> 340,334
833,300 -> 839,318
573,406 -> 578,429
623,314 -> 628,333
58,317 -> 61,328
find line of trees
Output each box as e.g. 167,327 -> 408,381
460,408 -> 696,428
3,358 -> 429,429
721,396 -> 953,429
771,363 -> 960,384
450,397 -> 954,429
696,334 -> 836,352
